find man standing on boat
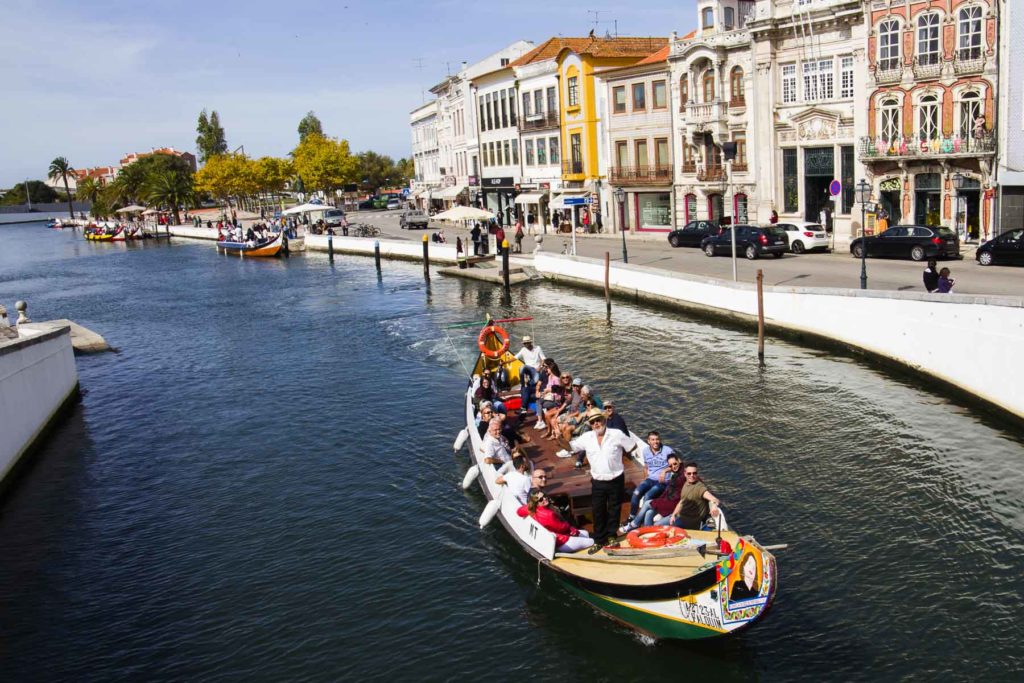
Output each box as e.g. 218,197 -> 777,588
569,411 -> 636,553
514,336 -> 545,414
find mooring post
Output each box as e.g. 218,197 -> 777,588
422,234 -> 430,281
502,239 -> 511,294
604,252 -> 611,317
374,240 -> 382,273
328,231 -> 334,262
756,269 -> 765,360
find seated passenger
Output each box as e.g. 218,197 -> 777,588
620,454 -> 682,534
474,376 -> 505,413
603,401 -> 628,435
480,417 -> 514,467
660,462 -> 721,530
557,377 -> 586,440
517,491 -> 593,553
627,431 -> 675,523
539,384 -> 565,441
496,454 -> 532,505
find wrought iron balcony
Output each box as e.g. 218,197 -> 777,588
696,166 -> 726,182
859,134 -> 996,161
912,56 -> 942,80
874,61 -> 902,84
729,96 -> 746,108
519,110 -> 560,132
731,162 -> 749,173
680,161 -> 697,175
954,50 -> 985,75
562,160 -> 584,176
609,165 -> 673,186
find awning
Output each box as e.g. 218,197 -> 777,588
514,192 -> 546,204
436,185 -> 467,199
550,191 -> 591,209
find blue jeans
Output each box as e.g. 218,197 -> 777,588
520,366 -> 539,411
630,479 -> 665,516
625,503 -> 659,531
492,399 -> 506,414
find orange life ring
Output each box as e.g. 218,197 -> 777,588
477,325 -> 510,359
627,526 -> 689,549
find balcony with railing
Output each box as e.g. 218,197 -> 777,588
731,161 -> 749,173
680,161 -> 697,175
954,48 -> 985,75
686,100 -> 727,123
519,110 -> 560,132
729,96 -> 746,109
912,55 -> 942,80
696,166 -> 726,182
609,165 -> 673,186
874,60 -> 902,84
859,133 -> 996,161
562,160 -> 584,177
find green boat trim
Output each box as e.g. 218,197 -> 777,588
563,582 -> 728,640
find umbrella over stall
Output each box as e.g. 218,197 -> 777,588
433,206 -> 495,222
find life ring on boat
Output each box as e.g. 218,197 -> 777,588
477,325 -> 510,359
627,526 -> 689,549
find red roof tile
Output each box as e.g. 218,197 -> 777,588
511,36 -> 669,67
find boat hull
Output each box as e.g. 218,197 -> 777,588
216,233 -> 284,257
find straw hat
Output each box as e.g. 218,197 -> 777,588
523,335 -> 533,343
585,408 -> 606,423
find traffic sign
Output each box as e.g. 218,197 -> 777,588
563,197 -> 593,206
829,180 -> 842,197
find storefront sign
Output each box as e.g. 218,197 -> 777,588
468,175 -> 479,186
483,177 -> 514,188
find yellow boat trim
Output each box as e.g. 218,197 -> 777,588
580,587 -> 729,634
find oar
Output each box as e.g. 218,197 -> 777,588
453,428 -> 469,452
461,464 -> 479,490
478,486 -> 504,528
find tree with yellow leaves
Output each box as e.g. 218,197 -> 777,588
291,133 -> 358,197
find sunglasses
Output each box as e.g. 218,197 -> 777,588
684,471 -> 698,476
669,462 -> 681,468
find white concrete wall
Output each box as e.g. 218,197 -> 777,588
0,324 -> 78,483
534,252 -> 1024,420
168,225 -> 219,240
305,235 -> 461,264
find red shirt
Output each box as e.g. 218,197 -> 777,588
517,504 -> 578,546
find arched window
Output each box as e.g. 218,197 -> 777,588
958,6 -> 983,60
702,8 -> 714,29
878,19 -> 900,71
880,98 -> 901,142
703,71 -> 716,103
918,94 -> 940,140
679,75 -> 689,109
730,67 -> 745,105
917,13 -> 940,66
959,91 -> 983,140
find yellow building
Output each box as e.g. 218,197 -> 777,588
512,36 -> 667,227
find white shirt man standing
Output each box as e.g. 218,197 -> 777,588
569,411 -> 636,552
514,335 -> 546,414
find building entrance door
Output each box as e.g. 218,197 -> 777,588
914,173 -> 942,225
879,177 -> 902,225
804,147 -> 834,222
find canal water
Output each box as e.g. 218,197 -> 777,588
1,223 -> 1022,681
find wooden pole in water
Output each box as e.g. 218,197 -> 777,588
374,240 -> 382,273
422,234 -> 430,281
328,231 -> 334,262
501,239 -> 511,294
756,268 -> 765,359
604,251 -> 611,316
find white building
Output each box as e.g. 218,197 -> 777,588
996,0 -> 1020,234
472,63 -> 524,225
513,53 -> 562,232
410,100 -> 440,209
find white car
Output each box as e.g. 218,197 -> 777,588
386,199 -> 401,210
778,222 -> 831,254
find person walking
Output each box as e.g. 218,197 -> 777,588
923,259 -> 940,293
514,220 -> 524,254
495,223 -> 506,256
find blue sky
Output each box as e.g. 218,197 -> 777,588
0,0 -> 696,187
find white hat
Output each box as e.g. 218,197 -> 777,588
522,335 -> 533,343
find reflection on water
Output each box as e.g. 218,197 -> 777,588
0,225 -> 1021,681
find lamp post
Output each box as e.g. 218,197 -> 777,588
952,172 -> 964,242
856,179 -> 871,290
614,186 -> 627,263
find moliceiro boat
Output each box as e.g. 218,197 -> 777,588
216,231 -> 286,257
456,319 -> 778,640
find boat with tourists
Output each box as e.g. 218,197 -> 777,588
216,231 -> 286,257
452,318 -> 779,640
84,223 -> 124,241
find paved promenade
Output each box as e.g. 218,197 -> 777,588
347,210 -> 1024,298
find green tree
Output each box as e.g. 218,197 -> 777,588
297,111 -> 323,143
356,151 -> 395,192
76,176 -> 101,205
48,156 -> 76,219
146,169 -> 195,225
1,180 -> 58,206
394,157 -> 415,185
196,108 -> 228,162
111,153 -> 194,206
291,134 -> 358,197
89,184 -> 119,220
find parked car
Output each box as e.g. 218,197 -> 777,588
386,198 -> 401,210
358,199 -> 376,210
976,228 -> 1024,266
849,225 -> 959,261
701,225 -> 787,260
400,210 -> 430,229
323,209 -> 346,227
778,222 -> 830,254
667,220 -> 720,248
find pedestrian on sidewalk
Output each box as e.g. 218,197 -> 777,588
923,259 -> 940,293
495,224 -> 506,255
514,219 -> 524,253
470,223 -> 482,256
936,268 -> 955,293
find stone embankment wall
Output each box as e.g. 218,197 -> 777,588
304,234 -> 461,264
0,202 -> 91,214
534,253 -> 1024,422
0,323 -> 79,487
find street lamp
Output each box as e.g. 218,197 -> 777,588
856,179 -> 871,290
952,172 -> 964,241
614,186 -> 628,263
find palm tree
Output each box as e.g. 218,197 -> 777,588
76,177 -> 100,204
48,156 -> 75,219
146,170 -> 194,225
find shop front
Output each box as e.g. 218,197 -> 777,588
514,184 -> 550,233
632,192 -> 673,232
481,176 -> 516,226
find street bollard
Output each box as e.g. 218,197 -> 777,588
502,239 -> 511,294
374,240 -> 382,273
422,234 -> 430,281
328,232 -> 334,262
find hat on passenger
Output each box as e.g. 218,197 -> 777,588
604,399 -> 615,407
586,408 -> 606,423
522,335 -> 533,343
571,377 -> 583,386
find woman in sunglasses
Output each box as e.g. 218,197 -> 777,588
519,490 -> 594,553
619,454 -> 683,534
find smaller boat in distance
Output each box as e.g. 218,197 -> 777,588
84,224 -> 124,241
216,231 -> 286,257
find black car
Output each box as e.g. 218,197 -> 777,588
850,225 -> 959,261
700,225 -> 787,260
667,220 -> 720,248
976,229 -> 1024,266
